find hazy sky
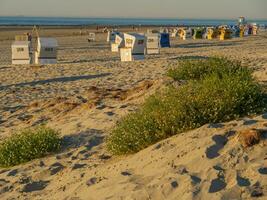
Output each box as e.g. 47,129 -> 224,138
0,0 -> 266,19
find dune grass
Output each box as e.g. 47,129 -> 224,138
0,126 -> 61,167
107,58 -> 265,155
167,57 -> 249,81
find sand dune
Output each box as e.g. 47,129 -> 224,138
0,27 -> 267,199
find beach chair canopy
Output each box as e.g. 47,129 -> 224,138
38,37 -> 58,47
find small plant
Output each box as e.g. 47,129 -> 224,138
167,57 -> 250,81
0,126 -> 61,167
238,129 -> 261,148
107,58 -> 265,155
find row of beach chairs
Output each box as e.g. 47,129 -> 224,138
107,31 -> 171,61
11,24 -> 260,65
168,25 -> 259,40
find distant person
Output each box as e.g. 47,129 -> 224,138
27,32 -> 32,42
29,33 -> 32,42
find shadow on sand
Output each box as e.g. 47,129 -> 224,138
0,73 -> 111,90
61,129 -> 105,151
174,41 -> 243,49
0,67 -> 11,70
170,55 -> 210,60
59,58 -> 119,64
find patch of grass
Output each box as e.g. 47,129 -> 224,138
167,57 -> 250,81
0,126 -> 61,167
107,58 -> 265,155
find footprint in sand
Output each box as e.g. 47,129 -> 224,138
105,111 -> 115,116
21,180 -> 49,193
258,167 -> 267,175
243,119 -> 258,126
98,154 -> 112,160
7,169 -> 18,177
49,162 -> 65,175
119,104 -> 128,109
85,135 -> 104,151
209,177 -> 227,193
170,181 -> 178,188
236,175 -> 251,187
86,177 -> 104,187
72,163 -> 87,170
205,135 -> 228,159
190,175 -> 202,185
189,174 -> 202,196
121,171 -> 132,176
250,182 -> 264,198
208,123 -> 224,128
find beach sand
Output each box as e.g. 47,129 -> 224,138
0,27 -> 267,199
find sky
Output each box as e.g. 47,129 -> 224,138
0,0 -> 266,19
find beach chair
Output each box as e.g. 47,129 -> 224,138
252,26 -> 258,35
239,26 -> 245,38
219,28 -> 232,40
11,41 -> 31,64
107,31 -> 119,43
111,34 -> 124,52
230,26 -> 240,38
207,28 -> 219,40
170,29 -> 178,38
146,33 -> 160,55
88,33 -> 96,42
120,33 -> 145,61
180,29 -> 192,40
247,26 -> 253,35
35,37 -> 58,64
160,33 -> 170,47
193,28 -> 204,39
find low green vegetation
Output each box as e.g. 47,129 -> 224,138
0,126 -> 61,167
167,57 -> 249,81
107,58 -> 265,155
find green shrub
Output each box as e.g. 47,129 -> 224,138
107,59 -> 265,155
0,126 -> 61,167
167,57 -> 250,81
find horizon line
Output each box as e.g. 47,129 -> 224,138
0,15 -> 267,21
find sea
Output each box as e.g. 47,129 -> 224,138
0,16 -> 267,26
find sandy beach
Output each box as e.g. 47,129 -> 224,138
0,26 -> 267,199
